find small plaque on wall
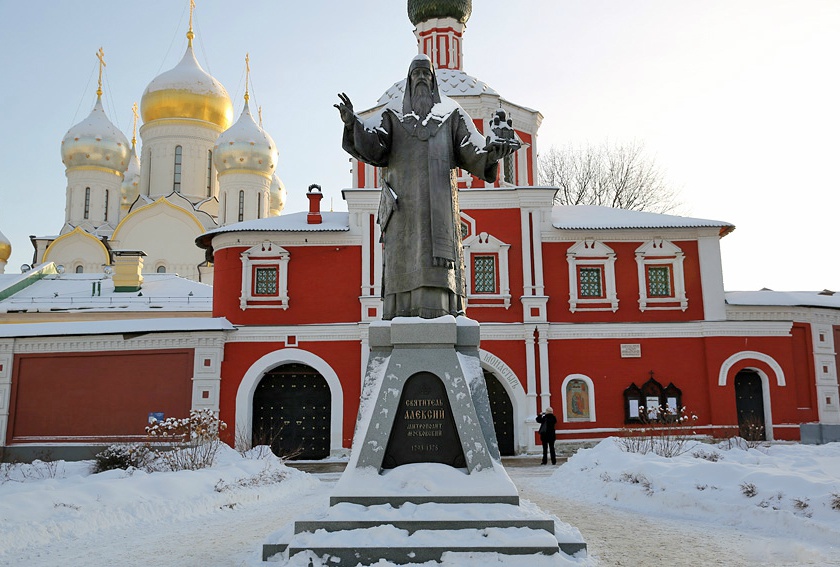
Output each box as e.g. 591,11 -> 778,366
621,344 -> 641,358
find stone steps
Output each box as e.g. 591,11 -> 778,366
262,501 -> 587,564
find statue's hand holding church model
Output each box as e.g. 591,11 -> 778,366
336,55 -> 520,320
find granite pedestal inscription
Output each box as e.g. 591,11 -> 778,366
383,372 -> 465,468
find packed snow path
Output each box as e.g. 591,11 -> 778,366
2,466 -> 837,566
514,467 -> 837,566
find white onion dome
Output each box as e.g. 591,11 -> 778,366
141,42 -> 233,130
121,142 -> 141,207
61,96 -> 130,174
213,101 -> 277,178
269,173 -> 286,216
0,228 -> 11,263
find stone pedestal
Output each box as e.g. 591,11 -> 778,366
264,316 -> 586,564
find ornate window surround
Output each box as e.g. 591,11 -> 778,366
567,239 -> 618,312
240,241 -> 290,310
463,231 -> 511,308
560,373 -> 597,423
635,238 -> 687,311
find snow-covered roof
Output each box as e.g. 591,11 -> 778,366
377,69 -> 499,106
0,317 -> 234,338
197,212 -> 349,248
0,273 -> 212,314
552,205 -> 735,236
726,290 -> 840,310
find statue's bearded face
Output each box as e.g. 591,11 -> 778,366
409,67 -> 434,119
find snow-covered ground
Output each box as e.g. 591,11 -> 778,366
1,439 -> 838,566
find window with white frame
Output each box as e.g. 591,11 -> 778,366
635,239 -> 687,311
567,239 -> 618,312
462,231 -> 511,308
240,241 -> 290,310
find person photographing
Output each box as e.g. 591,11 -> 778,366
536,407 -> 557,465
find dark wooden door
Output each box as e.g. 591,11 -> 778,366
735,370 -> 766,441
252,363 -> 331,459
484,370 -> 515,455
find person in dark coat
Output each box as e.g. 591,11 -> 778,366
536,407 -> 557,465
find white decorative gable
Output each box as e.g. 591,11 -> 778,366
462,231 -> 511,309
239,241 -> 290,310
567,239 -> 618,312
635,238 -> 687,312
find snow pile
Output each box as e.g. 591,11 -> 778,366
537,439 -> 840,548
0,445 -> 319,559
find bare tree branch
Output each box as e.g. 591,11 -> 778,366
539,141 -> 680,213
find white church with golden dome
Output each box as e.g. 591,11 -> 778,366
28,12 -> 285,283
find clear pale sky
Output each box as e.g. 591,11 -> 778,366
1,0 -> 838,292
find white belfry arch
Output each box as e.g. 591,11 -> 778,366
235,348 -> 344,453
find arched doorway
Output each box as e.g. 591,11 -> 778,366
483,370 -> 515,455
252,363 -> 331,459
734,370 -> 766,441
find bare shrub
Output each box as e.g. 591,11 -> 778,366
740,482 -> 758,498
692,448 -> 722,462
234,424 -> 303,460
146,409 -> 227,472
619,471 -> 654,495
792,498 -> 810,512
214,463 -> 290,493
738,416 -> 766,447
831,492 -> 840,511
92,443 -> 153,473
617,406 -> 699,458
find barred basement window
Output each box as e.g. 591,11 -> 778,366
253,266 -> 278,296
647,266 -> 672,297
473,255 -> 496,293
578,267 -> 604,298
173,145 -> 183,193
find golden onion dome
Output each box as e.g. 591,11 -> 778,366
121,142 -> 141,208
141,42 -> 233,130
0,228 -> 11,263
269,173 -> 287,216
61,95 -> 130,174
213,100 -> 277,177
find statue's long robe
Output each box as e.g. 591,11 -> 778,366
343,102 -> 499,319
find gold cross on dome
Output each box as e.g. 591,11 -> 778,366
258,106 -> 263,128
244,53 -> 251,102
187,0 -> 196,44
131,102 -> 139,146
96,47 -> 106,97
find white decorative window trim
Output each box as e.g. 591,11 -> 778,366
635,239 -> 687,311
567,239 -> 618,312
463,231 -> 511,308
240,241 -> 290,310
560,373 -> 597,423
